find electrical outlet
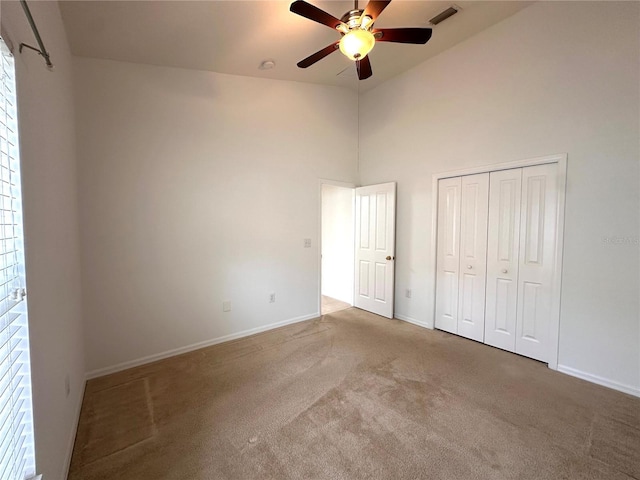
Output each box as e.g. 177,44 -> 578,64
223,301 -> 232,312
405,289 -> 412,299
269,293 -> 276,303
64,374 -> 70,398
303,238 -> 311,248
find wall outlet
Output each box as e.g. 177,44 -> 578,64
269,293 -> 276,303
64,374 -> 70,398
303,238 -> 312,248
405,289 -> 412,299
223,301 -> 232,312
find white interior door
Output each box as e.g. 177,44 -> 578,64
435,177 -> 461,333
457,173 -> 489,342
485,168 -> 522,352
515,164 -> 558,361
354,182 -> 396,318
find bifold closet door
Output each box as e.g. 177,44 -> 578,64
457,174 -> 489,342
484,169 -> 522,352
435,177 -> 461,334
515,164 -> 558,362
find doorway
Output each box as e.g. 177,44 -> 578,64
320,182 -> 355,315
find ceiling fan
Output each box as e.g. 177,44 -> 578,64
290,0 -> 433,80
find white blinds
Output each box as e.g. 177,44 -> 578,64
0,38 -> 36,480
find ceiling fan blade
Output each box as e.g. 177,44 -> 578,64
290,1 -> 344,30
362,1 -> 392,22
356,56 -> 373,80
297,42 -> 340,68
374,28 -> 433,44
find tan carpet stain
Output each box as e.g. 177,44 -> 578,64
69,308 -> 640,480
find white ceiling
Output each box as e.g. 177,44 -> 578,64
59,0 -> 532,91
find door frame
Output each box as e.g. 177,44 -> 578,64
318,179 -> 356,315
430,153 -> 567,370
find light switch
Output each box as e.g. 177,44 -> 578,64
304,238 -> 312,248
222,301 -> 231,312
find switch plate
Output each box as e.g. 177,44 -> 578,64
269,293 -> 276,303
223,301 -> 232,312
405,289 -> 412,299
303,238 -> 312,248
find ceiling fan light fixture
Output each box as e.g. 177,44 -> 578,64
339,29 -> 375,61
360,15 -> 374,30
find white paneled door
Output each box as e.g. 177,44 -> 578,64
457,174 -> 489,342
485,169 -> 522,352
515,164 -> 558,361
435,177 -> 461,334
354,182 -> 396,318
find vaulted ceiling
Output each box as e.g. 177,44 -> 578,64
60,1 -> 532,91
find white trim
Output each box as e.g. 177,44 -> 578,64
86,313 -> 319,379
394,313 -> 432,330
433,153 -> 567,180
430,153 -> 567,370
547,155 -> 567,370
63,379 -> 86,480
557,364 -> 640,398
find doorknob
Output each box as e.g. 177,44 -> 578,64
467,265 -> 472,269
502,269 -> 508,274
386,256 -> 392,261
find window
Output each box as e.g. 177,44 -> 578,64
0,37 -> 36,480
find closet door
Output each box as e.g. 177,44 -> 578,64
457,173 -> 489,342
485,169 -> 522,352
435,177 -> 461,334
515,164 -> 558,361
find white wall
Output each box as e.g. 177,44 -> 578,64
0,1 -> 85,478
74,58 -> 358,374
321,184 -> 354,304
359,1 -> 640,393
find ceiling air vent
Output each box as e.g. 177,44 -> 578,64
428,6 -> 459,26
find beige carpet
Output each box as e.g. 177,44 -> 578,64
69,308 -> 640,480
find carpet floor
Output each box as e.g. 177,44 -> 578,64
68,308 -> 640,480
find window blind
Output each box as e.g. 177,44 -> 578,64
0,37 -> 36,480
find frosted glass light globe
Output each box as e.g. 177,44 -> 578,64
339,29 -> 375,61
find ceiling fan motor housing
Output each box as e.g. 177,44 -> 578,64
340,9 -> 367,30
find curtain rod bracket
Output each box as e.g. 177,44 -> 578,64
19,0 -> 54,70
18,43 -> 53,69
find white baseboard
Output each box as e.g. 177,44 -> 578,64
394,313 -> 433,330
557,364 -> 640,398
63,378 -> 86,479
86,312 -> 320,379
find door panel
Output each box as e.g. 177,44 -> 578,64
354,182 -> 396,318
358,261 -> 370,297
457,173 -> 489,342
515,164 -> 557,361
359,196 -> 370,249
485,169 -> 522,352
374,262 -> 387,301
435,177 -> 461,333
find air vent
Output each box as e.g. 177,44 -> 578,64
429,6 -> 459,26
